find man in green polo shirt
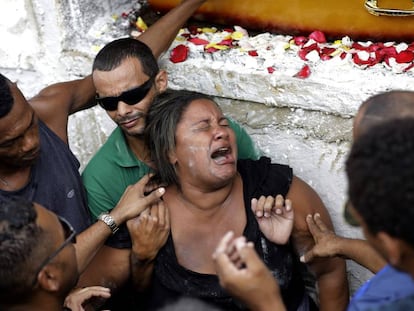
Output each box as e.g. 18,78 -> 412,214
80,32 -> 261,308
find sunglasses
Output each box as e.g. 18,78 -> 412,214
96,77 -> 154,111
32,216 -> 77,286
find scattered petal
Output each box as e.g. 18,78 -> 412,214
188,37 -> 209,45
248,50 -> 258,57
395,50 -> 414,63
294,65 -> 311,79
309,30 -> 326,43
170,44 -> 189,63
267,66 -> 276,74
135,17 -> 147,32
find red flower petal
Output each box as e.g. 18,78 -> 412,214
352,42 -> 367,51
294,65 -> 311,79
298,49 -> 309,61
170,44 -> 189,63
267,67 -> 276,74
404,63 -> 414,72
188,37 -> 209,45
218,39 -> 233,46
320,54 -> 332,61
309,30 -> 326,43
248,50 -> 259,57
395,50 -> 414,63
293,36 -> 308,46
353,53 -> 379,67
321,47 -> 336,55
205,47 -> 219,53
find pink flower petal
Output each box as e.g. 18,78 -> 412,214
293,36 -> 308,46
309,30 -> 326,43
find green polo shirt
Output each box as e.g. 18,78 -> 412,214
82,118 -> 261,222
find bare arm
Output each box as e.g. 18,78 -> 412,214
75,175 -> 165,273
301,213 -> 386,274
77,245 -> 131,293
139,0 -> 207,59
287,176 -> 349,311
29,0 -> 207,142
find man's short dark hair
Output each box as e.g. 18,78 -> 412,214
357,90 -> 414,137
0,198 -> 46,304
0,73 -> 13,118
346,118 -> 414,246
92,38 -> 159,78
145,90 -> 216,188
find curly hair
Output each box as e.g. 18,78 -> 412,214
346,118 -> 414,246
0,198 -> 45,304
0,73 -> 13,118
92,38 -> 159,79
144,89 -> 216,188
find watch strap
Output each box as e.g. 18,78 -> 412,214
98,213 -> 119,234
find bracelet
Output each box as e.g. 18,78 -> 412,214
98,213 -> 119,234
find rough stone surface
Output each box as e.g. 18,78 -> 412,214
5,0 -> 414,294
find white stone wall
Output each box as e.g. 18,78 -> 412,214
3,0 -> 414,294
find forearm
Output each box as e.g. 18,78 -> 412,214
77,246 -> 130,290
139,0 -> 206,58
74,221 -> 113,273
130,251 -> 156,291
315,257 -> 349,311
337,238 -> 386,273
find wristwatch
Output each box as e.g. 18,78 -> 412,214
98,213 -> 119,234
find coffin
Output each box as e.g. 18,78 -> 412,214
148,0 -> 414,41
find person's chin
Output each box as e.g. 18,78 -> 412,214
122,125 -> 145,137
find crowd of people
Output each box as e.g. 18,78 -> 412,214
1,0 -> 414,310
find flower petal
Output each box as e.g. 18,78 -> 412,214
170,44 -> 189,63
294,65 -> 311,79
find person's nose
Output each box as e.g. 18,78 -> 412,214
22,130 -> 39,152
117,101 -> 133,116
213,124 -> 229,140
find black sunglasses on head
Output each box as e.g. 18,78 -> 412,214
32,216 -> 77,286
96,77 -> 154,111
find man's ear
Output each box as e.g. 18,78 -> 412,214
154,70 -> 168,93
37,265 -> 61,293
376,231 -> 402,266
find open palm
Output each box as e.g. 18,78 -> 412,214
251,195 -> 294,245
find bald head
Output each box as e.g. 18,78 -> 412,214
353,90 -> 414,139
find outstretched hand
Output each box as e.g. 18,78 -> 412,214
300,213 -> 342,263
111,174 -> 165,225
213,231 -> 286,311
251,195 -> 294,244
